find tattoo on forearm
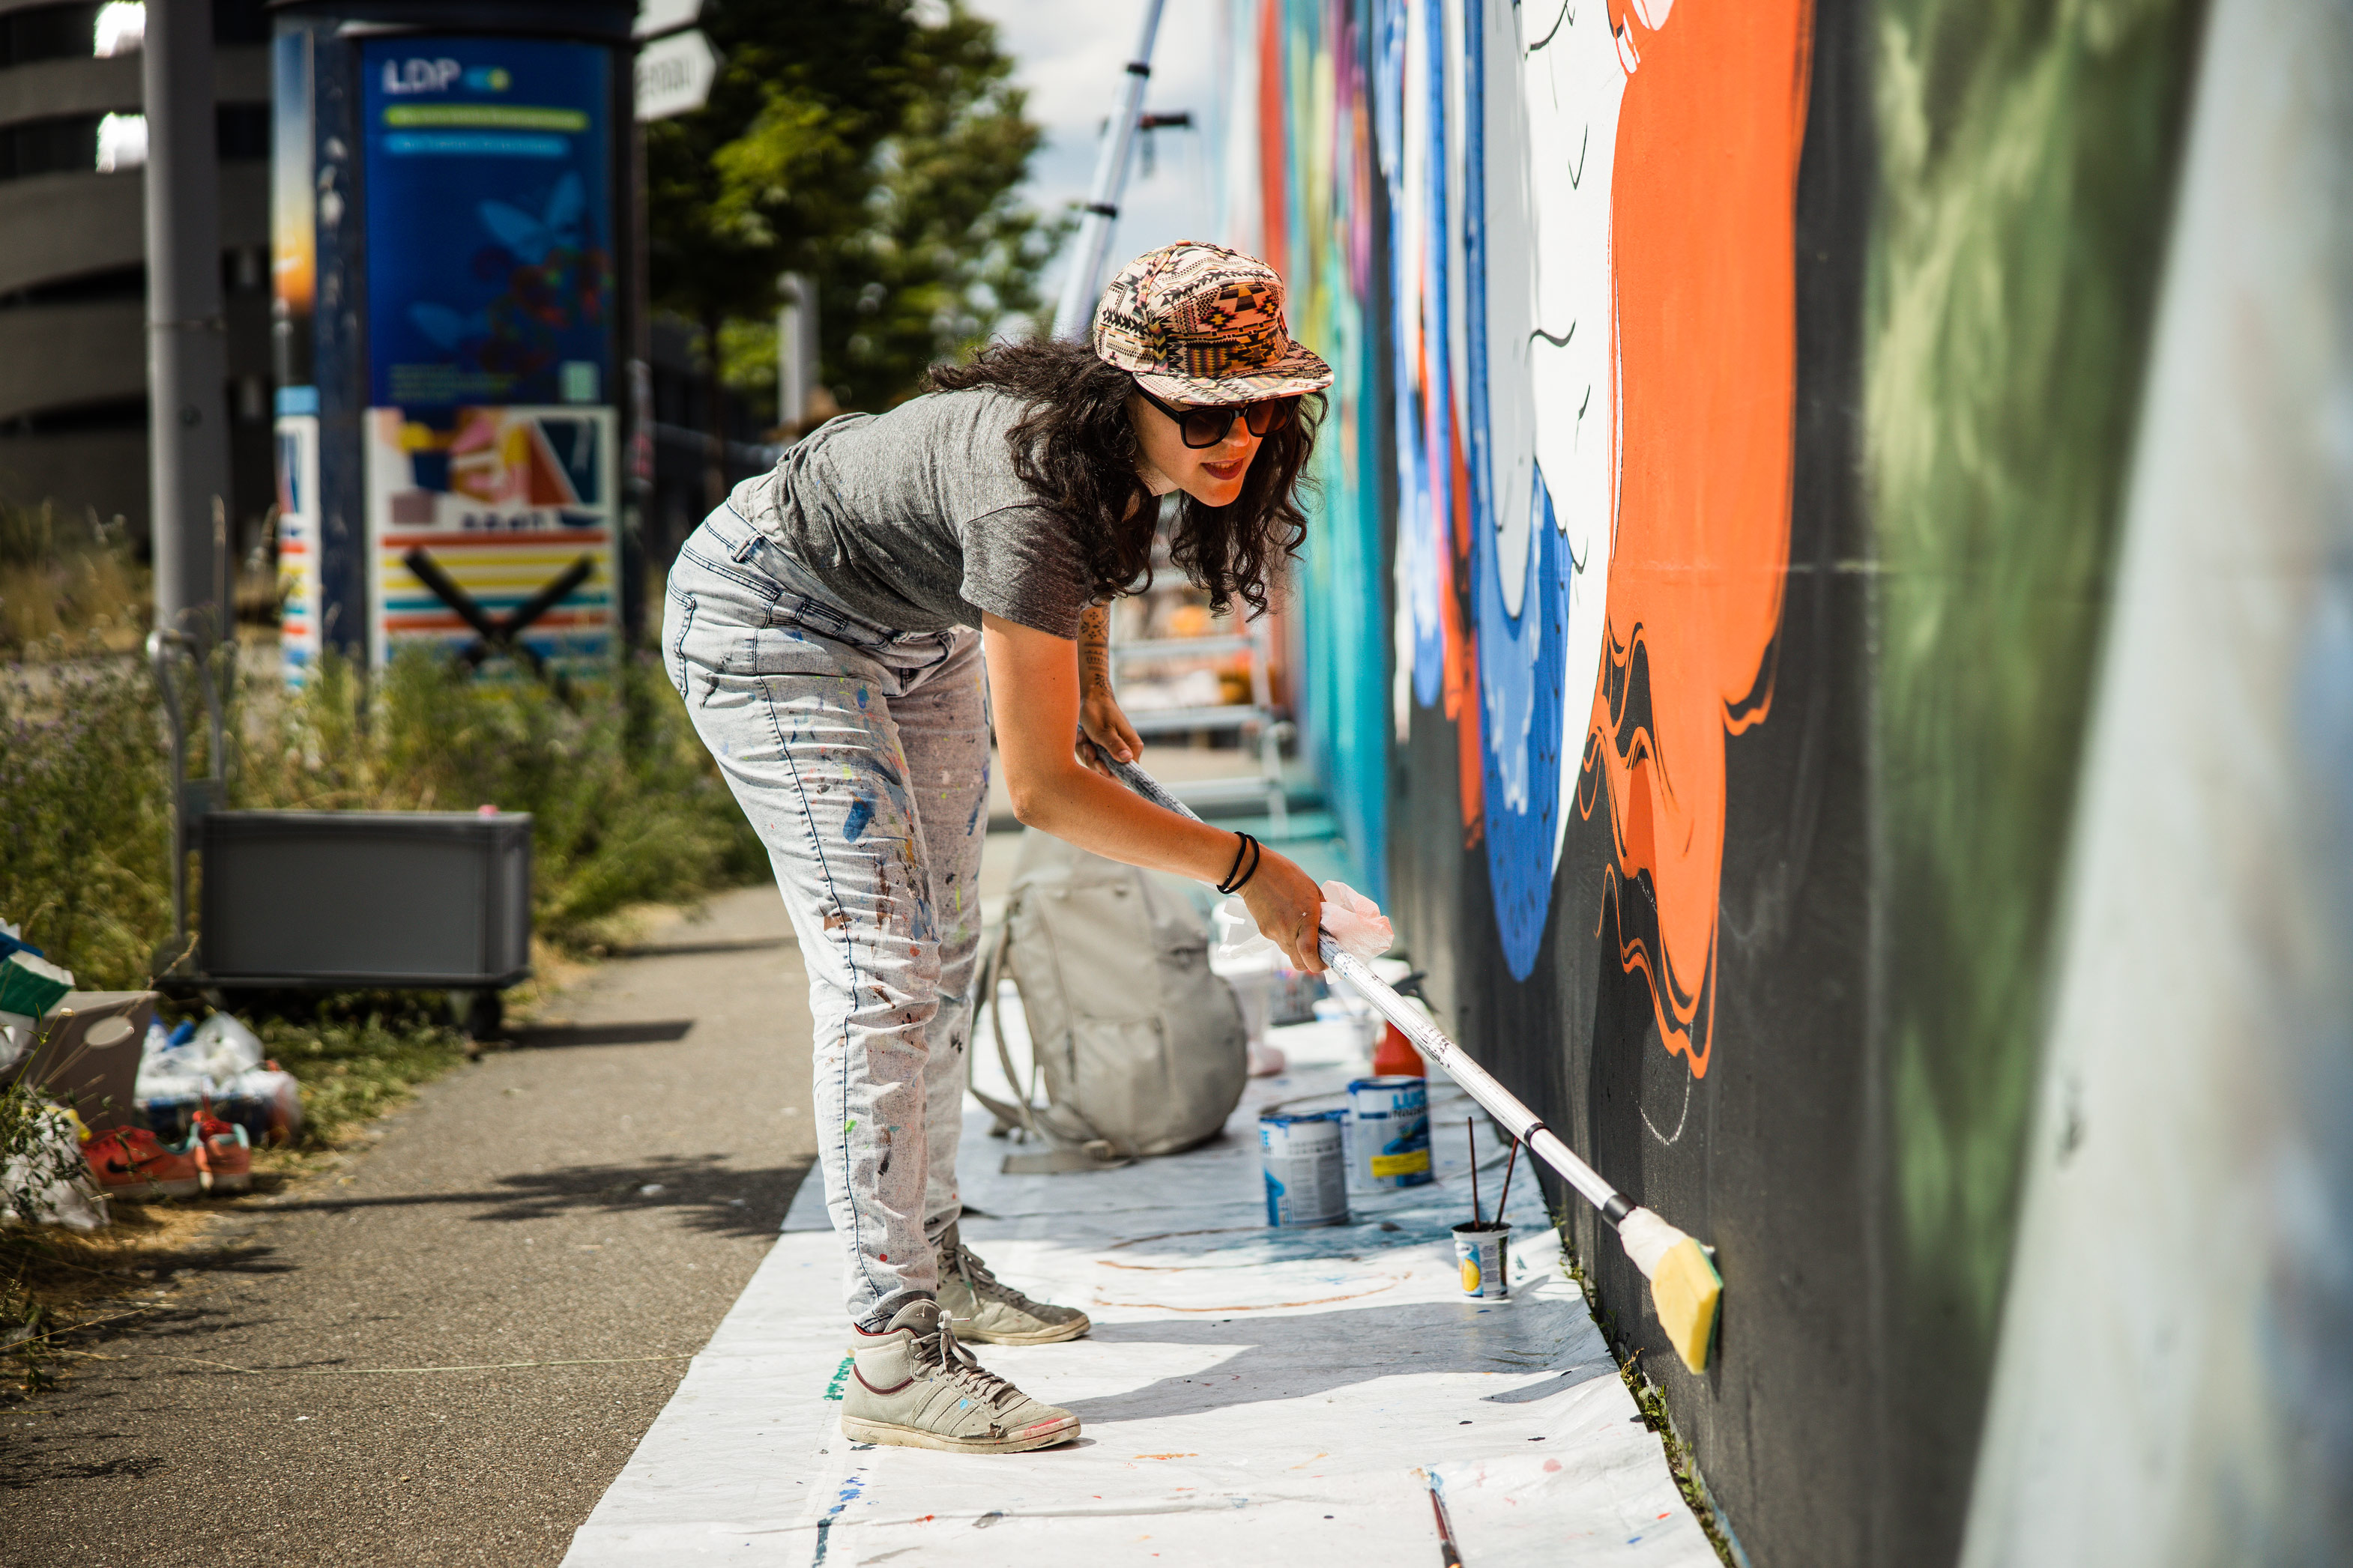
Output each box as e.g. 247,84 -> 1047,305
1079,605 -> 1112,691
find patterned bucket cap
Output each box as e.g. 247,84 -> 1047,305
1093,240 -> 1334,405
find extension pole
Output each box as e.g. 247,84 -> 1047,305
1099,746 -> 1724,1371
143,0 -> 232,645
1102,748 -> 1628,1214
1051,0 -> 1168,340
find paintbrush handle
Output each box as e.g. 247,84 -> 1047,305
1100,746 -> 1634,1228
1425,1475 -> 1464,1565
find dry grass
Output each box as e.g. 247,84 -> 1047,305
1,1166 -> 303,1399
0,502 -> 148,655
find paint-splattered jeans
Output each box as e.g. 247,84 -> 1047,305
662,503 -> 988,1331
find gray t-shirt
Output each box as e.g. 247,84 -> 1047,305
731,387 -> 1093,638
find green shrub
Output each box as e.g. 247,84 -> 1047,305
0,647 -> 174,989
0,642 -> 761,990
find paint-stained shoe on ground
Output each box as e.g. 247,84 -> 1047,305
937,1223 -> 1091,1345
841,1298 -> 1078,1454
193,1115 -> 252,1193
85,1127 -> 203,1199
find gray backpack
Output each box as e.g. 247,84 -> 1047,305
970,829 -> 1248,1173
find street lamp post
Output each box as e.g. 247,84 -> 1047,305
144,0 -> 233,644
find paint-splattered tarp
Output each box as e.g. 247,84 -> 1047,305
561,1011 -> 1718,1566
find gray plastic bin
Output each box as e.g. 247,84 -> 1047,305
198,811 -> 532,988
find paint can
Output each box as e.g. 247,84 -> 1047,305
1346,1075 -> 1433,1189
1452,1222 -> 1512,1299
1260,1109 -> 1349,1227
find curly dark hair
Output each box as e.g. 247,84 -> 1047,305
928,336 -> 1320,618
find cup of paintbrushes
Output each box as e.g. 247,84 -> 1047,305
1452,1217 -> 1512,1299
1452,1116 -> 1517,1299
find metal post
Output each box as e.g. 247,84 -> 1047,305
145,0 -> 232,644
778,273 -> 817,433
1051,0 -> 1167,341
622,109 -> 652,635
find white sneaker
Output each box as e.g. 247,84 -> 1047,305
841,1299 -> 1079,1454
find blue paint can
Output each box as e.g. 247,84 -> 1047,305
1347,1075 -> 1434,1189
1260,1109 -> 1349,1227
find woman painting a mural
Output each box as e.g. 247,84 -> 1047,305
661,242 -> 1337,1454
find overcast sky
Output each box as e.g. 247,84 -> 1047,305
961,0 -> 1223,313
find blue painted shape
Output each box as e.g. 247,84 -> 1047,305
1476,467 -> 1574,981
842,796 -> 874,842
1455,7 -> 1568,980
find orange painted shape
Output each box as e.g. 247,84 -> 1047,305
1588,0 -> 1814,1079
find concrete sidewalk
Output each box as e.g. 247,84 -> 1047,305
2,883 -> 815,1567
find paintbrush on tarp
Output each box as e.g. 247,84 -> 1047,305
1419,1468 -> 1464,1567
1102,747 -> 1723,1375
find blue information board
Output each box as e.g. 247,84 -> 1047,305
360,36 -> 614,409
354,33 -> 620,680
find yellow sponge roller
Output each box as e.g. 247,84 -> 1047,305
1649,1235 -> 1723,1374
1617,1208 -> 1724,1373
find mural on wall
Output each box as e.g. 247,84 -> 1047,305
1225,2 -> 2240,1564
1385,0 -> 1810,1075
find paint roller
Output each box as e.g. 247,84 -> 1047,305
1099,748 -> 1724,1375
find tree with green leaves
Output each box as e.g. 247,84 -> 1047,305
647,0 -> 1060,495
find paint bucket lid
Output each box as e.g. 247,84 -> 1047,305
1347,1075 -> 1427,1092
1259,1108 -> 1347,1125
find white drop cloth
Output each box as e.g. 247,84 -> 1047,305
563,996 -> 1718,1567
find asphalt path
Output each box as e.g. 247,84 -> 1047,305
1,883 -> 815,1566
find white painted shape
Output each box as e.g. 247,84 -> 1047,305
1523,0 -> 1625,836
573,1014 -> 1716,1566
1442,0 -> 1473,442
1483,0 -> 1538,624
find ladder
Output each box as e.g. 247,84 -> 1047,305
1107,535 -> 1290,834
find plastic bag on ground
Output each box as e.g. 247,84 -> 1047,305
0,1013 -> 32,1074
1,1104 -> 109,1232
190,1012 -> 265,1082
136,1020 -> 213,1098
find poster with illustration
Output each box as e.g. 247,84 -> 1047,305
362,405 -> 617,675
358,34 -> 617,678
274,396 -> 322,682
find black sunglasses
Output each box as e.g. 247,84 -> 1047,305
1135,387 -> 1299,449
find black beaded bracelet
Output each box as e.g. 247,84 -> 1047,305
1216,832 -> 1259,895
1226,835 -> 1264,894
